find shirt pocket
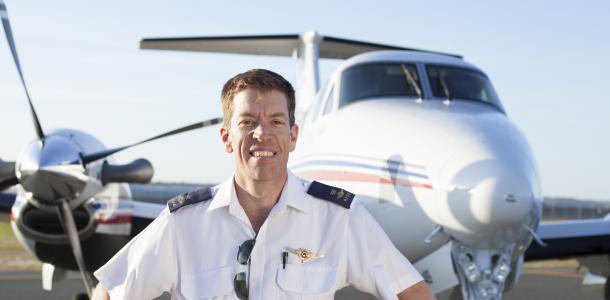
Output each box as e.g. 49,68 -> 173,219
276,263 -> 337,295
180,266 -> 234,299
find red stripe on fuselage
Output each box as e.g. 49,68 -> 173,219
99,215 -> 132,224
296,170 -> 433,189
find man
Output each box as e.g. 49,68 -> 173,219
93,69 -> 435,300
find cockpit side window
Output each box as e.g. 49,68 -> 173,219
304,82 -> 328,125
339,63 -> 420,107
322,86 -> 336,116
426,65 -> 501,108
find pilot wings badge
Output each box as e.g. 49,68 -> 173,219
286,247 -> 324,263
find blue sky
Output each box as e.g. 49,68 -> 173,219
1,1 -> 608,200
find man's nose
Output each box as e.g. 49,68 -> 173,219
253,122 -> 271,141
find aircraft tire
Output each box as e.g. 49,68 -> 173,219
72,293 -> 89,300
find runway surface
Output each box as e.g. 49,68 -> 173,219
0,260 -> 604,300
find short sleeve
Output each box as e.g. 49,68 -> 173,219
94,209 -> 177,300
346,201 -> 423,300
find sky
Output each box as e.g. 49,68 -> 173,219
0,0 -> 608,200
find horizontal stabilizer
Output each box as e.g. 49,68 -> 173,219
140,34 -> 461,59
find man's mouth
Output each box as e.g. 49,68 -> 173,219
250,151 -> 275,158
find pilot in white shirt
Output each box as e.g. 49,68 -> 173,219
92,69 -> 434,300
95,171 -> 423,299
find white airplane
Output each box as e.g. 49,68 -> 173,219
3,2 -> 610,299
139,32 -> 542,299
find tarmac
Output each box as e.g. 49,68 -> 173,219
0,259 -> 604,300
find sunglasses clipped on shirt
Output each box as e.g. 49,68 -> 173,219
235,239 -> 255,300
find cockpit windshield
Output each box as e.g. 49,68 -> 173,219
427,65 -> 501,107
339,63 -> 421,106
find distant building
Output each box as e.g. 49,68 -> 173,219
542,197 -> 610,220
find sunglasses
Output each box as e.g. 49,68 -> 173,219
235,239 -> 255,300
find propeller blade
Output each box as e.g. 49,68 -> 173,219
0,158 -> 15,179
0,176 -> 18,191
0,0 -> 45,139
81,117 -> 223,164
56,199 -> 94,297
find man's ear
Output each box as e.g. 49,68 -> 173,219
220,127 -> 233,153
289,124 -> 299,152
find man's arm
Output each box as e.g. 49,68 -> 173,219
93,209 -> 178,299
91,283 -> 110,300
398,281 -> 436,300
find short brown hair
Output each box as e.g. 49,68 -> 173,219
221,69 -> 296,127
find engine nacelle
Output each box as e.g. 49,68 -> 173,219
15,202 -> 97,245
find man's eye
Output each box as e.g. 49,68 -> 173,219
240,120 -> 253,126
272,119 -> 285,125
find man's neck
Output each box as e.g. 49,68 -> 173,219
234,172 -> 288,234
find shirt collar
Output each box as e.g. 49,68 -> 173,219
206,170 -> 311,215
277,170 -> 311,214
207,178 -> 232,211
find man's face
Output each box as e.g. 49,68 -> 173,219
220,89 -> 298,184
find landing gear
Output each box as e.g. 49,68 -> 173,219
451,242 -> 517,300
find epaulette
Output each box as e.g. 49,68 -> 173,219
167,187 -> 213,213
306,181 -> 354,209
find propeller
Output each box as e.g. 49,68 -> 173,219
1,0 -> 44,139
0,1 -> 221,297
81,117 -> 223,165
57,199 -> 95,294
0,176 -> 18,190
2,0 -> 98,294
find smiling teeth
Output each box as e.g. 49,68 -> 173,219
253,151 -> 274,157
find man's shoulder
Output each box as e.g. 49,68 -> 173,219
305,181 -> 355,209
167,187 -> 214,213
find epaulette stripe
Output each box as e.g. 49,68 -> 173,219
306,181 -> 354,209
167,187 -> 213,213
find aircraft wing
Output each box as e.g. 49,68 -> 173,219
525,218 -> 610,260
140,34 -> 461,59
127,183 -> 209,235
0,191 -> 16,213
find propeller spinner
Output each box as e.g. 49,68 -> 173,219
16,136 -> 87,206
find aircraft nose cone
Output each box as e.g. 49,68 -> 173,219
460,162 -> 535,227
437,144 -> 542,248
16,136 -> 86,204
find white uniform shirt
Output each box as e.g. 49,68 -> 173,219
94,171 -> 422,300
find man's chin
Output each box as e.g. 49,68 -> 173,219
248,169 -> 286,182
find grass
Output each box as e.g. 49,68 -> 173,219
0,217 -> 21,248
0,214 -> 42,271
0,220 -> 13,236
